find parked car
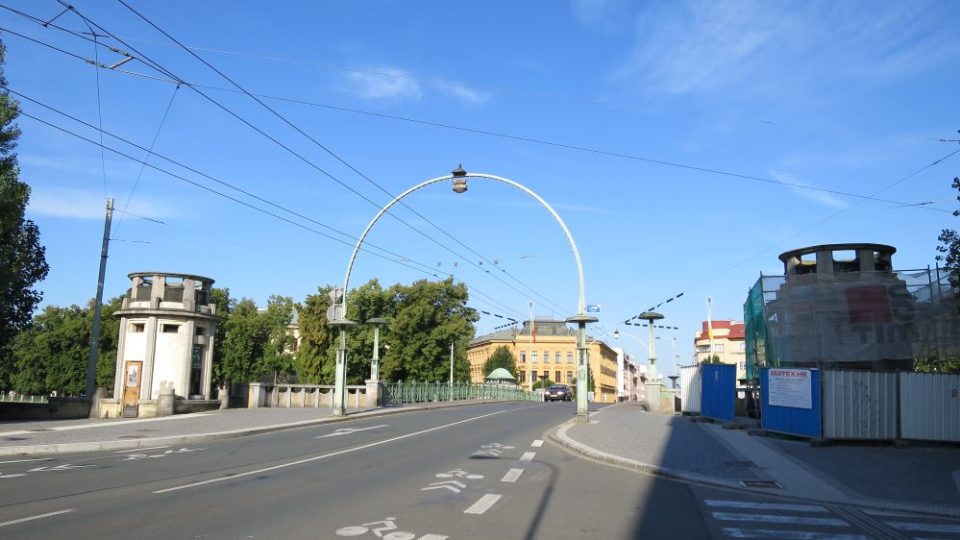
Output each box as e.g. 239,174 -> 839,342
545,384 -> 572,402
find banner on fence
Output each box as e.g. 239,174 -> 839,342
768,368 -> 813,409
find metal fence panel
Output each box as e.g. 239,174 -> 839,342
823,370 -> 898,440
700,363 -> 736,422
760,368 -> 822,439
900,372 -> 960,442
680,365 -> 701,414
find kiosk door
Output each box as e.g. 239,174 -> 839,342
122,361 -> 142,418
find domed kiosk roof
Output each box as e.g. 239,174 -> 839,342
485,368 -> 516,381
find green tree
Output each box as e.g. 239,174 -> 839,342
383,278 -> 477,382
0,40 -> 49,390
294,285 -> 337,384
260,295 -> 296,383
532,378 -> 555,390
209,287 -> 233,387
482,346 -> 517,378
929,176 -> 960,373
219,298 -> 270,384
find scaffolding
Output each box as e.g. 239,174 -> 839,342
745,260 -> 958,378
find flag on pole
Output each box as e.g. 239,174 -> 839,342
529,301 -> 536,343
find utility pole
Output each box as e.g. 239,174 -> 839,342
86,198 -> 114,399
449,340 -> 455,402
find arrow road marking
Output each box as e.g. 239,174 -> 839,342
317,424 -> 389,438
472,449 -> 502,457
464,494 -> 502,515
28,464 -> 94,472
421,480 -> 466,493
436,469 -> 483,480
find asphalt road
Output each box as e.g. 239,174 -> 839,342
1,402 -> 958,539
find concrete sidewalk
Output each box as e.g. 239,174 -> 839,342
0,400 -> 501,456
552,402 -> 960,518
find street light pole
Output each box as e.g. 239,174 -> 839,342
449,341 -> 455,401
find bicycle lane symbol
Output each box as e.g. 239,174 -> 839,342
335,516 -> 448,540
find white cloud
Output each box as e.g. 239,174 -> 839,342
614,0 -> 960,95
344,67 -> 421,100
28,186 -> 173,220
434,81 -> 490,104
772,171 -> 848,209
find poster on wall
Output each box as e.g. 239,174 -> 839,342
768,368 -> 813,409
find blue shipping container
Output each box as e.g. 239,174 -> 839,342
700,364 -> 736,422
760,367 -> 821,439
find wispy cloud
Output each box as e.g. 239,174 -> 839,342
772,171 -> 848,209
614,0 -> 960,95
434,80 -> 490,104
344,67 -> 422,100
570,0 -> 627,27
28,186 -> 173,220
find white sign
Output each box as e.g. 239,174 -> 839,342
768,368 -> 813,409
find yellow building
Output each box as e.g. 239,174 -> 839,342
467,319 -> 619,403
694,320 -> 747,383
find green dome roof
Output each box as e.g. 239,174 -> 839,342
485,368 -> 516,381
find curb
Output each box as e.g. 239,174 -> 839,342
549,418 -> 960,519
0,399 -> 514,457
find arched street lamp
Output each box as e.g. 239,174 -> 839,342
332,166 -> 596,419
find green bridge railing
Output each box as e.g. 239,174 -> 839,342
382,381 -> 540,406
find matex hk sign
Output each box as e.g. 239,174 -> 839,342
768,368 -> 813,409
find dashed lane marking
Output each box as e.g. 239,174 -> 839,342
531,440 -> 543,447
115,446 -> 170,453
464,494 -> 502,515
0,458 -> 51,464
0,509 -> 74,528
501,468 -> 524,483
519,452 -> 535,462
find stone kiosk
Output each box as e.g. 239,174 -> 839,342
99,272 -> 220,418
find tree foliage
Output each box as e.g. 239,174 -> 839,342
482,345 -> 517,378
929,176 -> 960,373
532,378 -> 555,390
0,39 -> 49,389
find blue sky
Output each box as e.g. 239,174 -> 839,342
3,0 -> 959,377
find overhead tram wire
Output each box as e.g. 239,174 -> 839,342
113,0 -> 571,317
624,143 -> 960,324
0,4 -> 947,215
14,100 -> 529,323
72,13 -> 110,199
42,2 -> 571,318
115,82 -> 180,232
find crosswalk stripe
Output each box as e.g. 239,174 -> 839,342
721,528 -> 869,539
706,500 -> 827,513
712,513 -> 849,527
884,521 -> 960,533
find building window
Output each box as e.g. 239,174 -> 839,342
543,351 -> 549,364
519,371 -> 526,383
566,371 -> 573,383
555,352 -> 561,363
130,323 -> 145,333
531,351 -> 538,364
567,351 -> 573,363
161,324 -> 180,334
738,341 -> 746,352
714,343 -> 725,353
520,351 -> 526,363
555,370 -> 561,383
195,327 -> 205,336
542,371 -> 548,382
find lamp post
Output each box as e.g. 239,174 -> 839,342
367,318 -> 387,381
328,318 -> 357,416
637,311 -> 664,382
336,166 -> 594,419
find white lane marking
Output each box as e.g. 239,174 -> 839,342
531,440 -> 543,447
115,446 -> 170,454
316,424 -> 388,438
28,464 -> 94,472
885,521 -> 960,533
464,494 -> 502,515
418,535 -> 449,540
0,458 -> 51,464
501,468 -> 524,483
706,500 -> 827,513
154,409 -> 512,494
519,452 -> 535,462
436,469 -> 482,479
421,480 -> 466,493
721,528 -> 869,539
0,509 -> 74,528
711,513 -> 848,527
0,473 -> 27,479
